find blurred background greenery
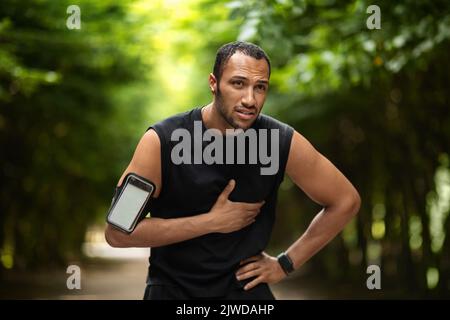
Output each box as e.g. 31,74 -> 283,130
0,0 -> 449,299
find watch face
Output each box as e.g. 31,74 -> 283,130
278,253 -> 294,274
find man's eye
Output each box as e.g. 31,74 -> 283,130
256,85 -> 267,91
233,81 -> 243,87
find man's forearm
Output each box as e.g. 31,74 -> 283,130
285,198 -> 360,270
105,213 -> 214,248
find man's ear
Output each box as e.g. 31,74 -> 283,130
209,73 -> 217,94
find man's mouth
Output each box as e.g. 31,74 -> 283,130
235,108 -> 256,120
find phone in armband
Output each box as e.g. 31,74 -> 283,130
106,172 -> 155,234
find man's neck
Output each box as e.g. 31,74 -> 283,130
201,102 -> 233,134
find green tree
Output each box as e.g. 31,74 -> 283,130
0,0 -> 153,270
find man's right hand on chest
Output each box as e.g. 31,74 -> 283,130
206,179 -> 265,234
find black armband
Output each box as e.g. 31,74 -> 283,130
110,185 -> 123,206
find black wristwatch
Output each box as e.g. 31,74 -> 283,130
277,252 -> 295,275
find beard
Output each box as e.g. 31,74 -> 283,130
214,86 -> 256,130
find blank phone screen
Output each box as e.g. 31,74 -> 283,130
109,183 -> 150,230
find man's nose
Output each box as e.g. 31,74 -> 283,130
241,88 -> 256,108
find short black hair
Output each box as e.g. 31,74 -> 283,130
213,41 -> 271,82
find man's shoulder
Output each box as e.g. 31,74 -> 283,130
257,112 -> 293,132
146,107 -> 197,132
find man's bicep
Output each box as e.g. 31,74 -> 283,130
285,131 -> 355,207
116,129 -> 162,198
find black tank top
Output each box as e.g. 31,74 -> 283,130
145,107 -> 294,297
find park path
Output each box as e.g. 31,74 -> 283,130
1,255 -> 317,300
1,233 -> 328,300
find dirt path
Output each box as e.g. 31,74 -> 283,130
1,257 -> 318,300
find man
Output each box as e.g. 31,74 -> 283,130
105,41 -> 361,300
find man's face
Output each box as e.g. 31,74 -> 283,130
211,52 -> 269,130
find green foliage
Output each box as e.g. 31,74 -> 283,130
0,0 -> 153,269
